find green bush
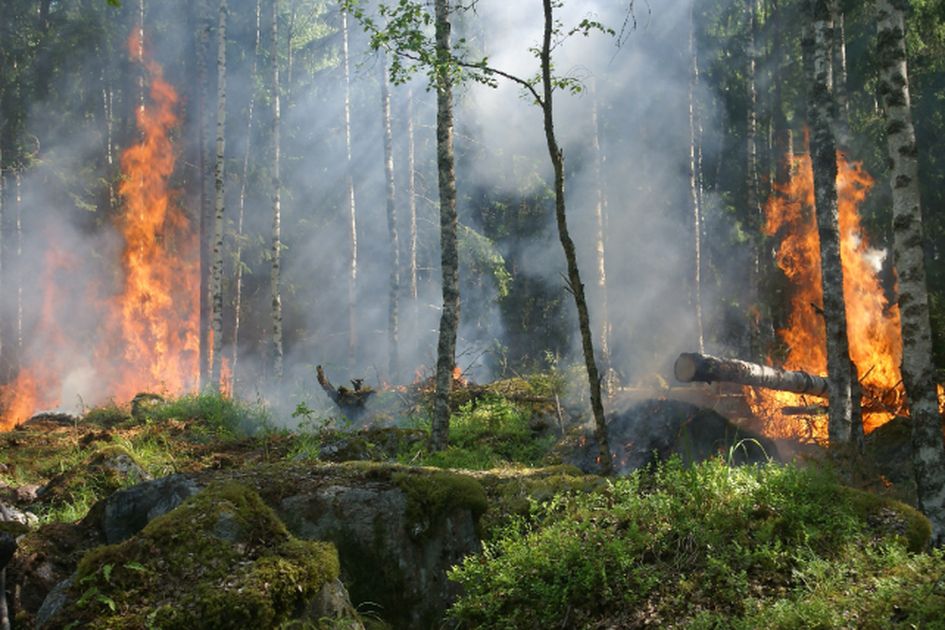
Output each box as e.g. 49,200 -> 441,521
448,459 -> 941,629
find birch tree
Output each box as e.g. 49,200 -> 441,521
342,3 -> 359,368
876,0 -> 945,545
210,0 -> 228,391
231,0 -> 262,385
196,0 -> 212,389
270,0 -> 285,380
381,54 -> 401,382
689,0 -> 705,354
805,0 -> 861,447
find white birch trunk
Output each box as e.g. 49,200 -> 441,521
210,0 -> 228,391
342,4 -> 358,368
876,0 -> 945,545
270,0 -> 284,380
689,0 -> 705,355
381,55 -> 401,382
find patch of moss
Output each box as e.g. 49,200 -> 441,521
392,470 -> 488,540
840,486 -> 931,552
50,481 -> 340,629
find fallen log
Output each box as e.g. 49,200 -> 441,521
674,352 -> 829,397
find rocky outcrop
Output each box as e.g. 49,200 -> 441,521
37,481 -> 358,629
556,399 -> 778,474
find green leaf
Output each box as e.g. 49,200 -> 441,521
102,563 -> 113,583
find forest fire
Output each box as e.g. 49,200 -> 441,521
748,151 -> 904,441
0,33 -> 197,429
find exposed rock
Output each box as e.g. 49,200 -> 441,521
34,575 -> 72,630
0,502 -> 37,528
40,482 -> 352,629
92,473 -> 201,544
556,399 -> 778,475
269,464 -> 485,629
306,578 -> 364,628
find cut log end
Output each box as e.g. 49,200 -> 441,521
673,353 -> 700,383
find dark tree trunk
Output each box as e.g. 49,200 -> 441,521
231,0 -> 262,387
540,0 -> 612,475
805,0 -> 861,448
430,0 -> 460,453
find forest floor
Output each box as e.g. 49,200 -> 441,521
1,379 -> 944,628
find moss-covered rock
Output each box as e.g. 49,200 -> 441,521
41,481 -> 348,629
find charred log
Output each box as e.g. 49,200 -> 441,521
316,365 -> 375,417
674,352 -> 829,397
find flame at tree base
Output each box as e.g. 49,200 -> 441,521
748,150 -> 905,442
0,32 -> 198,430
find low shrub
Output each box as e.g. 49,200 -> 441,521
448,458 -> 940,628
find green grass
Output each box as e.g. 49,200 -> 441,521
141,392 -> 274,438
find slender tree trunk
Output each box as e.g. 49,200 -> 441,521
805,0 -> 861,447
0,155 -> 4,377
540,0 -> 612,475
231,0 -> 262,386
210,0 -> 228,391
13,172 -> 20,361
876,0 -> 945,546
771,0 -> 793,188
828,0 -> 851,148
137,0 -> 145,110
342,4 -> 359,368
407,86 -> 418,303
381,55 -> 401,382
270,0 -> 284,379
689,0 -> 705,355
746,0 -> 765,357
196,0 -> 212,390
590,79 -> 615,392
430,0 -> 460,453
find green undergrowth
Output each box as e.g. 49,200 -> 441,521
51,481 -> 341,629
140,392 -> 274,438
448,458 -> 941,629
402,393 -> 556,470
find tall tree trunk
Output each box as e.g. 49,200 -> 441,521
590,79 -> 615,392
805,0 -> 861,447
876,0 -> 945,546
381,55 -> 401,382
210,0 -> 228,391
540,0 -> 612,475
828,0 -> 851,148
746,0 -> 764,357
407,86 -> 418,304
689,0 -> 705,354
430,0 -> 460,453
13,172 -> 21,362
771,0 -> 793,188
196,0 -> 212,390
0,154 -> 4,377
270,0 -> 284,380
342,4 -> 358,368
231,0 -> 262,386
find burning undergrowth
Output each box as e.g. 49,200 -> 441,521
0,32 -> 198,430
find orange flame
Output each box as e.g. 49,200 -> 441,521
749,150 -> 904,441
0,32 -> 198,429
